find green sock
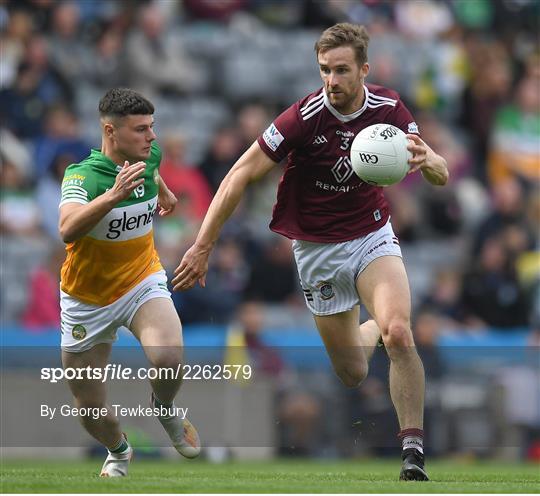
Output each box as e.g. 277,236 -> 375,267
109,436 -> 129,454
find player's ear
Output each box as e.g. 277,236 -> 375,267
102,121 -> 115,139
361,63 -> 370,78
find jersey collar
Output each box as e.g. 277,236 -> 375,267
91,149 -> 122,171
323,85 -> 370,123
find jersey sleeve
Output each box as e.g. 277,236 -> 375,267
59,165 -> 96,207
390,99 -> 421,137
257,103 -> 304,162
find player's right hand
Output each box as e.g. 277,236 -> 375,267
109,161 -> 146,202
172,244 -> 210,291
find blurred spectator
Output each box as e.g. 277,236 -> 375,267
0,9 -> 34,89
419,269 -> 463,325
460,236 -> 530,329
487,70 -> 540,186
244,236 -> 300,305
236,103 -> 270,149
200,126 -> 242,192
472,178 -> 533,256
394,0 -> 454,41
459,38 -> 512,181
125,2 -> 206,97
0,153 -> 41,237
35,152 -> 73,239
21,243 -> 64,329
33,104 -> 88,176
174,238 -> 249,323
87,25 -> 126,90
47,1 -> 90,84
0,62 -> 48,139
183,0 -> 247,22
22,34 -> 73,104
159,132 -> 212,221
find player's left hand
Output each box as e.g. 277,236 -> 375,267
157,187 -> 177,216
406,134 -> 429,174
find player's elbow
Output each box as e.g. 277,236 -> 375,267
59,220 -> 76,244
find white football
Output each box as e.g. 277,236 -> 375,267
350,124 -> 412,186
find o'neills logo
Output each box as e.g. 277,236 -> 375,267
107,203 -> 156,239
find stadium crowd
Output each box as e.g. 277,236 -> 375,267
0,0 -> 538,461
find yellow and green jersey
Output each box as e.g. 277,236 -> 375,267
59,142 -> 163,306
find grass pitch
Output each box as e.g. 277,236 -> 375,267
1,458 -> 538,493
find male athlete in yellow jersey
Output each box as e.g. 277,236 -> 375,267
58,88 -> 200,476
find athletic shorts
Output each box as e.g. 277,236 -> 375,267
292,220 -> 402,316
60,270 -> 171,353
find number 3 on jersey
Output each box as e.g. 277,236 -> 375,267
133,184 -> 145,198
340,137 -> 350,150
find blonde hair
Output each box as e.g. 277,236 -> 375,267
315,23 -> 370,66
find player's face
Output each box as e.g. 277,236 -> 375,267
318,46 -> 369,114
109,114 -> 156,162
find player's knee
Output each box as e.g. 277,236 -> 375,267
382,319 -> 413,349
336,363 -> 369,388
149,353 -> 182,372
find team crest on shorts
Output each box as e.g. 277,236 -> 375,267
317,282 -> 335,300
72,324 -> 87,340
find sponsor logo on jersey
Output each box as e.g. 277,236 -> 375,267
63,174 -> 85,182
107,202 -> 156,240
317,282 -> 335,300
336,130 -> 355,137
366,240 -> 388,256
262,123 -> 284,152
373,209 -> 382,221
315,181 -> 363,193
72,324 -> 87,340
313,135 -> 328,145
331,157 -> 355,184
408,122 -> 419,134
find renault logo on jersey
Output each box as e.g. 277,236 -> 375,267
331,157 -> 355,184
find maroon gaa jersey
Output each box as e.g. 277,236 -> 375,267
257,84 -> 420,243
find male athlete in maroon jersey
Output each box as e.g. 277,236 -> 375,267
257,84 -> 418,242
173,23 -> 448,481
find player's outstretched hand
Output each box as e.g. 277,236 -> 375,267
406,134 -> 428,174
109,161 -> 146,201
157,187 -> 177,216
172,244 -> 209,291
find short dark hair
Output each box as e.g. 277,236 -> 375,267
98,88 -> 154,118
315,23 -> 370,66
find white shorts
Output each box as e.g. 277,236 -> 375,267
292,221 -> 402,316
60,270 -> 171,353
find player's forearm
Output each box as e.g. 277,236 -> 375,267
421,152 -> 449,186
157,175 -> 170,195
193,176 -> 246,252
59,191 -> 119,243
